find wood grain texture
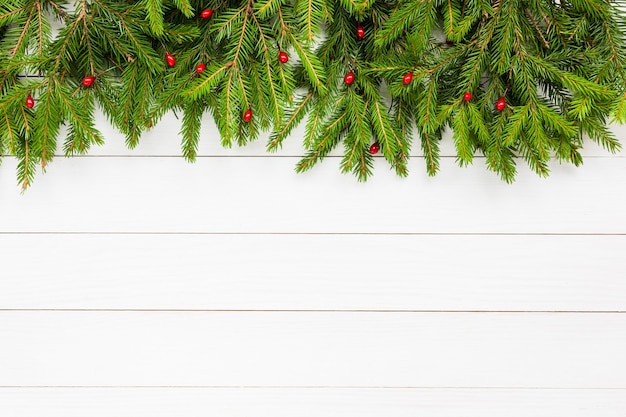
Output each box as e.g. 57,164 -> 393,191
1,234 -> 625,311
2,115 -> 625,414
1,388 -> 626,417
1,157 -> 626,233
0,311 -> 624,388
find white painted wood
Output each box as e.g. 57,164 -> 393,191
1,157 -> 625,233
0,312 -> 624,387
2,111 -> 625,413
58,110 -> 626,157
1,234 -> 625,311
1,388 -> 625,417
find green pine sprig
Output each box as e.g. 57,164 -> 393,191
0,0 -> 624,189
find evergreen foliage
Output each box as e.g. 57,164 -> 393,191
1,0 -> 625,188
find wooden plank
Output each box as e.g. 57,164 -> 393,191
1,388 -> 625,417
57,110 -> 626,157
0,312 -> 624,387
1,157 -> 625,233
1,234 -> 625,311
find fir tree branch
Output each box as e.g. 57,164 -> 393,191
185,64 -> 230,99
370,99 -> 407,176
525,9 -> 549,49
230,5 -> 251,66
46,0 -> 68,20
0,4 -> 24,23
171,0 -> 195,17
35,1 -> 44,56
452,105 -> 474,165
256,0 -> 285,18
339,0 -> 374,14
296,0 -> 327,42
250,11 -> 282,126
502,102 -> 530,147
417,77 -> 438,134
92,0 -> 161,68
487,113 -> 517,182
613,93 -> 626,123
268,91 -> 314,151
580,116 -> 622,153
8,4 -> 34,59
519,130 -> 550,177
446,0 -> 455,37
375,0 -> 430,48
57,83 -> 104,154
303,97 -> 326,148
297,122 -> 344,172
599,20 -> 626,84
20,135 -> 32,190
180,100 -> 203,161
142,0 -> 165,36
527,54 -> 612,98
3,111 -> 17,154
212,7 -> 246,41
341,90 -> 370,178
17,104 -> 36,190
419,128 -> 440,176
49,7 -> 86,73
287,32 -> 326,92
33,79 -> 61,168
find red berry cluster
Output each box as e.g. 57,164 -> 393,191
462,91 -> 507,110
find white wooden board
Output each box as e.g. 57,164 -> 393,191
1,157 -> 625,233
0,312 -> 624,387
1,388 -> 625,417
2,111 -> 625,415
1,234 -> 625,311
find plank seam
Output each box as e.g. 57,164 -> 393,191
1,232 -> 625,236
1,386 -> 625,390
1,309 -> 624,313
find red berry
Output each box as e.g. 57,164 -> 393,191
196,63 -> 206,74
463,92 -> 472,102
82,76 -> 95,87
403,72 -> 413,85
356,23 -> 365,39
496,97 -> 506,111
369,142 -> 380,155
243,108 -> 252,122
201,9 -> 213,19
25,94 -> 34,109
278,51 -> 289,64
344,71 -> 355,85
166,53 -> 176,67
